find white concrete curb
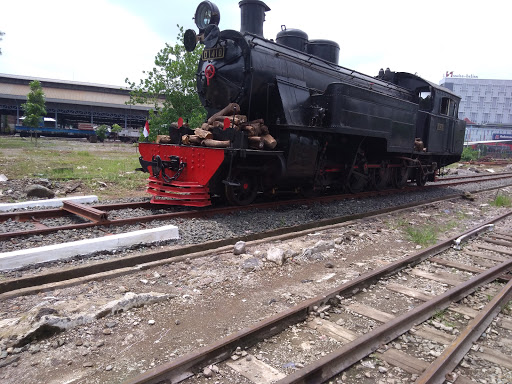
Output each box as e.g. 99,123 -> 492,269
0,224 -> 179,271
0,195 -> 99,212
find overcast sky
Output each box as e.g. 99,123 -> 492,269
1,0 -> 510,88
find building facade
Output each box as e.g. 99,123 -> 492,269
439,75 -> 512,125
0,73 -> 152,133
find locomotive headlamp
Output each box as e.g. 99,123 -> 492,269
194,1 -> 220,31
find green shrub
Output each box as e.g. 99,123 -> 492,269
460,147 -> 479,161
491,194 -> 512,207
96,125 -> 108,142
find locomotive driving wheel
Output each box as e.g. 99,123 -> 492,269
393,163 -> 409,189
225,170 -> 258,206
347,171 -> 367,193
415,167 -> 428,187
370,163 -> 391,190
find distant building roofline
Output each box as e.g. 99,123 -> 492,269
440,76 -> 512,82
0,73 -> 130,92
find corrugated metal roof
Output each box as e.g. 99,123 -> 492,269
0,78 -> 155,109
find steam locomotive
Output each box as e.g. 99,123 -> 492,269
137,0 -> 466,206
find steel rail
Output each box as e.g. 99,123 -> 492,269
61,201 -> 108,222
2,174 -> 512,242
122,211 -> 512,384
0,201 -> 155,223
435,171 -> 512,182
277,258 -> 512,384
0,193 -> 467,295
1,182 -> 512,296
415,277 -> 512,384
1,172 -> 511,225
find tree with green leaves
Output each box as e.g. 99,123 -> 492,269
22,80 -> 46,128
111,123 -> 122,141
126,26 -> 205,142
96,125 -> 108,143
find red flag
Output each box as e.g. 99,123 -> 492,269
143,120 -> 149,137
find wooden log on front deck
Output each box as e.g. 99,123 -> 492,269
156,135 -> 172,144
262,134 -> 277,149
207,103 -> 241,124
248,118 -> 264,125
241,123 -> 269,137
202,139 -> 231,148
212,115 -> 247,126
248,136 -> 264,150
181,135 -> 202,145
194,128 -> 213,140
242,125 -> 257,137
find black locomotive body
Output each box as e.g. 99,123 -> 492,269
138,0 -> 465,206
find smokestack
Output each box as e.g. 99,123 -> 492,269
239,0 -> 270,38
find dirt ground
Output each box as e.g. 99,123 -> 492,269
0,189 -> 511,384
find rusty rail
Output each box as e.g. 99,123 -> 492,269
61,201 -> 108,222
416,277 -> 512,384
278,259 -> 512,384
2,174 -> 512,242
123,211 -> 512,384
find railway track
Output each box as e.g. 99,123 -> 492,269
1,184 -> 511,383
1,171 -> 512,242
435,171 -> 512,182
1,176 -> 511,299
1,173 -> 512,297
124,213 -> 512,384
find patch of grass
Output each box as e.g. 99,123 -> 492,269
432,309 -> 446,322
491,194 -> 512,208
431,309 -> 456,327
0,136 -> 148,199
404,225 -> 437,246
504,301 -> 511,314
440,220 -> 458,232
76,151 -> 92,157
397,213 -> 461,246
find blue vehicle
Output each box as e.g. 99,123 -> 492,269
15,118 -> 97,140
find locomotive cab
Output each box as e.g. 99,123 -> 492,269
414,84 -> 465,162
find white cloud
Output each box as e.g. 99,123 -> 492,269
0,0 -> 166,86
1,0 -> 511,86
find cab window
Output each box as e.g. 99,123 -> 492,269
418,90 -> 432,111
450,102 -> 457,117
440,97 -> 457,117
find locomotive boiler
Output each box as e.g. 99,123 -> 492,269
137,0 -> 466,206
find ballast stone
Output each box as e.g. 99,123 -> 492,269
233,241 -> 246,255
25,184 -> 55,199
266,247 -> 285,265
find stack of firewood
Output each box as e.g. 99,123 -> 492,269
179,103 -> 277,150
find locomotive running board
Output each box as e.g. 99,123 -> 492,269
146,177 -> 212,207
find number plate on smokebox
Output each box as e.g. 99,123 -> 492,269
202,47 -> 225,60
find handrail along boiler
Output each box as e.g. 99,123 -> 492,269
137,0 -> 466,206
